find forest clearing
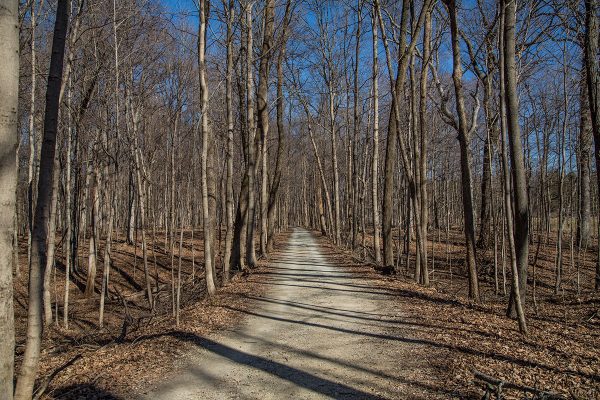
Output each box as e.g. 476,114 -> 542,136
1,0 -> 600,399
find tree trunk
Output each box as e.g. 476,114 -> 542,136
129,95 -> 153,308
328,76 -> 341,246
27,0 -> 40,275
198,0 -> 216,295
0,1 -> 18,397
316,175 -> 327,235
417,8 -> 431,285
43,0 -> 83,318
584,0 -> 600,290
222,0 -> 234,283
14,0 -> 69,397
127,170 -> 135,244
377,0 -> 430,270
477,76 -> 494,249
443,0 -> 480,301
176,202 -> 184,326
232,40 -> 248,272
379,0 -> 410,269
500,78 -> 527,334
42,155 -> 59,324
371,4 -> 381,264
244,1 -> 258,268
232,173 -> 249,271
304,103 -> 334,239
504,0 -> 529,315
85,167 -> 99,297
258,0 -> 274,257
170,114 -> 178,315
577,71 -> 592,248
63,77 -> 73,328
351,2 -> 362,250
267,0 -> 292,251
99,187 -> 114,328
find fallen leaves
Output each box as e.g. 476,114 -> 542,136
318,231 -> 600,400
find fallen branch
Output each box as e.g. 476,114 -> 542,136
473,369 -> 566,400
33,354 -> 82,399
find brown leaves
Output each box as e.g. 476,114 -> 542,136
319,232 -> 600,400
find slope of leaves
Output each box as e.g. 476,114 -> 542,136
12,231 -> 287,399
321,229 -> 600,399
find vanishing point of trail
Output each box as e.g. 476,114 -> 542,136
147,228 -> 440,399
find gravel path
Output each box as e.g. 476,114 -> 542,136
146,228 -> 441,399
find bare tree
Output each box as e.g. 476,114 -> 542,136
14,0 -> 69,398
244,0 -> 258,268
258,0 -> 275,258
442,0 -> 480,301
199,0 -> 216,295
370,2 -> 380,264
222,0 -> 235,282
499,5 -> 527,331
267,0 -> 292,252
504,0 -> 530,316
378,0 -> 432,270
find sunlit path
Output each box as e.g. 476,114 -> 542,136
146,228 -> 440,400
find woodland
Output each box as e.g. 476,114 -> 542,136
0,0 -> 600,398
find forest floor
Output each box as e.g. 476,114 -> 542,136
12,226 -> 600,399
324,230 -> 600,399
12,230 -> 287,399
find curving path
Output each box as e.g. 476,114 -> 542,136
146,228 -> 441,399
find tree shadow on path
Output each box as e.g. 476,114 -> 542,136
153,331 -> 387,399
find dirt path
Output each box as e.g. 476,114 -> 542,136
145,228 -> 441,399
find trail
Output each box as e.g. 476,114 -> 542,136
146,228 -> 440,399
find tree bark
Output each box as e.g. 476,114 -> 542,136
42,155 -> 59,324
417,8 -> 431,285
232,34 -> 249,272
371,4 -> 381,264
99,186 -> 114,328
477,74 -> 495,249
27,0 -> 41,275
223,0 -> 234,283
584,0 -> 600,290
577,71 -> 592,248
328,70 -> 341,246
85,165 -> 99,297
504,0 -> 529,315
63,77 -> 73,328
351,2 -> 362,250
244,1 -> 258,268
127,170 -> 135,244
500,76 -> 527,334
0,1 -> 19,397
